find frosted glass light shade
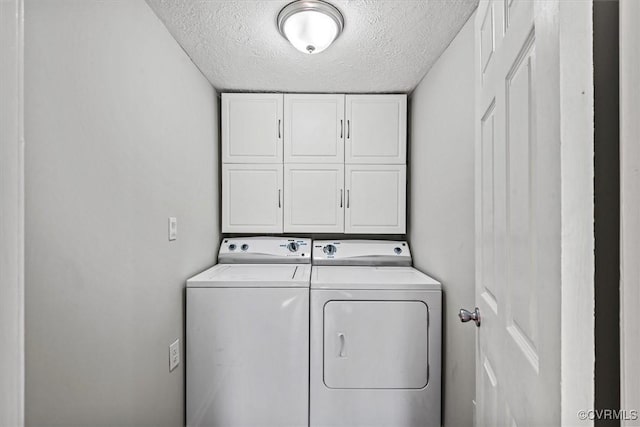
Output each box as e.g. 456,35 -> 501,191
278,0 -> 344,55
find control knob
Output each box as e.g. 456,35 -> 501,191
323,244 -> 337,255
287,242 -> 299,252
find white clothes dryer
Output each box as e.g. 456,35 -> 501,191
310,240 -> 442,427
187,237 -> 311,427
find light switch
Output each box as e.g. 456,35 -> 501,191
168,217 -> 177,241
169,339 -> 180,372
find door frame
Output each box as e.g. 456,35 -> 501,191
620,0 -> 640,423
0,0 -> 25,425
558,1 -> 596,424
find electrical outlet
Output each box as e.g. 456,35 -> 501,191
168,217 -> 177,241
169,339 -> 180,372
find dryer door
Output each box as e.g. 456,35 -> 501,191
323,300 -> 429,389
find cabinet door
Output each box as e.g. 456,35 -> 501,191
222,93 -> 283,163
345,94 -> 407,164
284,164 -> 344,233
345,164 -> 406,234
284,94 -> 344,163
222,164 -> 283,233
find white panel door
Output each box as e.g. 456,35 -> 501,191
222,93 -> 283,163
284,164 -> 344,233
474,1 -> 560,425
284,94 -> 344,163
222,164 -> 283,233
323,301 -> 428,389
345,94 -> 406,164
345,164 -> 406,234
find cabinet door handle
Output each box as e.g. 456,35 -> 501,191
278,119 -> 282,139
347,120 -> 350,139
346,189 -> 350,208
340,120 -> 343,139
340,189 -> 343,207
278,189 -> 281,208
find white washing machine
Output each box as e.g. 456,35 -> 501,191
187,237 -> 311,427
310,240 -> 442,427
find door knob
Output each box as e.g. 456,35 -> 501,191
459,307 -> 481,327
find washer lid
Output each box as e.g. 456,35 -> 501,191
188,264 -> 311,288
311,266 -> 441,290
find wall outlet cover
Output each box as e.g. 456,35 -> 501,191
168,217 -> 177,241
169,339 -> 180,371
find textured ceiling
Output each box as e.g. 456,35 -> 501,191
146,0 -> 478,93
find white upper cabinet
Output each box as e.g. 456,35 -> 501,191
284,94 -> 345,163
345,94 -> 407,164
222,164 -> 283,233
221,92 -> 407,235
345,164 -> 406,234
284,164 -> 344,233
222,93 -> 283,163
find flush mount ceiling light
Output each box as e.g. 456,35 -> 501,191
277,0 -> 344,55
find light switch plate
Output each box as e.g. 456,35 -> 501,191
169,339 -> 180,372
168,217 -> 177,241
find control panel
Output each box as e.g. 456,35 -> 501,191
312,240 -> 412,266
218,237 -> 311,264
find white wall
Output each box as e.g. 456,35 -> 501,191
0,0 -> 24,425
24,1 -> 219,425
408,14 -> 475,427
